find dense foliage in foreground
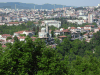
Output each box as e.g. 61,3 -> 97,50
0,32 -> 100,75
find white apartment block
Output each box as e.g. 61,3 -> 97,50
78,16 -> 88,20
41,20 -> 61,28
67,20 -> 86,25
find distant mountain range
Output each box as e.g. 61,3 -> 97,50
0,2 -> 74,10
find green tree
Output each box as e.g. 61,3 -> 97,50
6,37 -> 12,40
51,30 -> 55,37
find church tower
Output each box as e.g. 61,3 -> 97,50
46,23 -> 49,37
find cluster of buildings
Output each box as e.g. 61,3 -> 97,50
1,3 -> 100,48
0,3 -> 100,26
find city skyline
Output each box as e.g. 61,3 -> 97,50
0,0 -> 100,7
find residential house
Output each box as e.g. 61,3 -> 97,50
18,36 -> 26,41
0,23 -> 5,25
7,22 -> 19,26
13,31 -> 35,37
84,25 -> 95,31
0,34 -> 12,42
94,28 -> 100,33
13,31 -> 25,37
23,31 -> 35,37
68,27 -> 77,32
62,29 -> 70,35
54,30 -> 62,37
83,33 -> 89,40
2,45 -> 6,48
58,35 -> 67,42
6,39 -> 14,44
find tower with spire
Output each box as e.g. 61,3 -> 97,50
46,23 -> 49,37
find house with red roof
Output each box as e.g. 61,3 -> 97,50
13,31 -> 25,37
13,31 -> 35,37
84,25 -> 95,31
0,34 -> 12,42
68,27 -> 77,32
6,39 -> 14,44
94,28 -> 100,33
62,29 -> 70,35
2,45 -> 6,48
18,36 -> 26,41
58,35 -> 67,42
7,22 -> 20,26
54,30 -> 62,37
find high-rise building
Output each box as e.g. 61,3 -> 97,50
88,13 -> 93,23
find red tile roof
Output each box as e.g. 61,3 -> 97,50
18,36 -> 26,39
62,29 -> 70,32
70,27 -> 76,29
2,45 -> 6,48
0,39 -> 5,42
84,25 -> 94,27
9,22 -> 19,24
2,34 -> 11,38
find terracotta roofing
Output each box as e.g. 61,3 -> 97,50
2,45 -> 6,48
9,22 -> 19,24
62,29 -> 70,32
80,27 -> 84,29
70,27 -> 76,29
0,39 -> 5,42
58,35 -> 67,38
84,25 -> 94,27
18,36 -> 26,39
2,34 -> 11,37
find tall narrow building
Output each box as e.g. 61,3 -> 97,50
88,13 -> 93,23
46,23 -> 49,32
46,23 -> 49,37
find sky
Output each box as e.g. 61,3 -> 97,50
0,0 -> 100,7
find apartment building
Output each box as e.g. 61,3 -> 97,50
41,20 -> 61,28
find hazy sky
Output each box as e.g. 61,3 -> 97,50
0,0 -> 100,7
